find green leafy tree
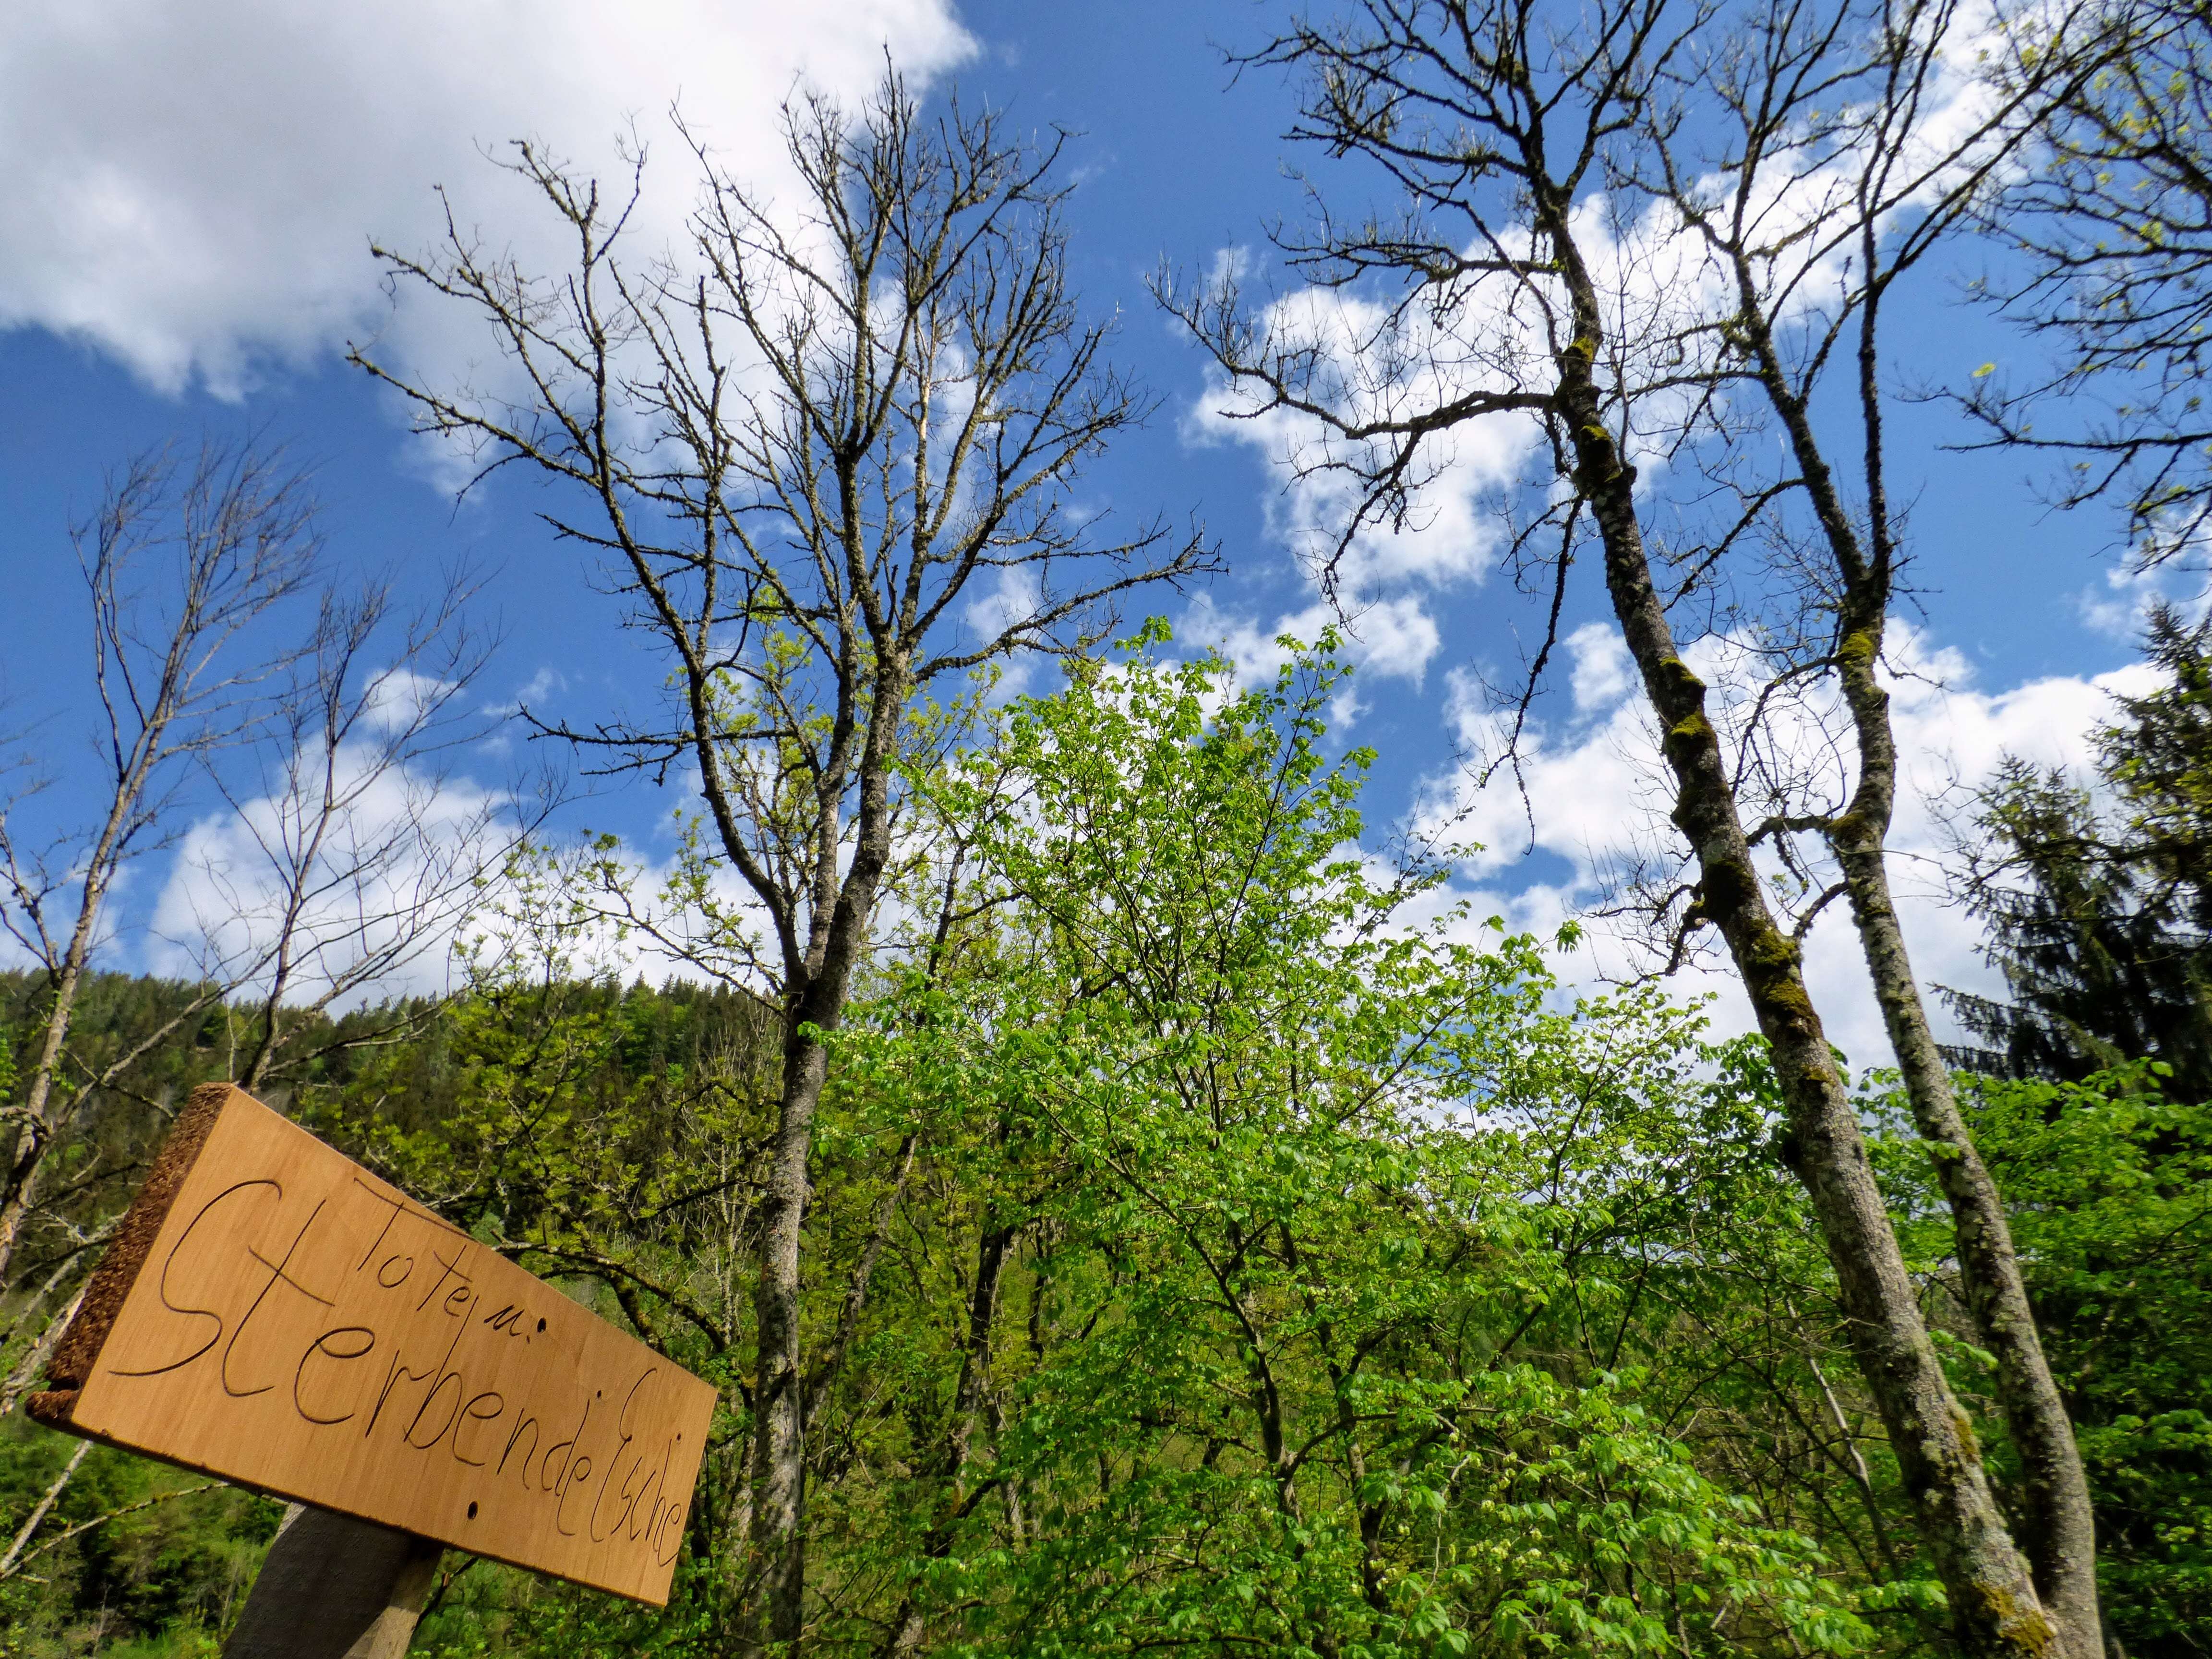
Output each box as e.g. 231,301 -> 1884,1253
40,639 -> 2212,1659
819,636 -> 1871,1658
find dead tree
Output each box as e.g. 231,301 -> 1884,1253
353,72 -> 1211,1651
0,441 -> 516,1353
1612,2 -> 2112,1651
176,572 -> 512,1092
1168,1 -> 2068,1650
0,442 -> 317,1288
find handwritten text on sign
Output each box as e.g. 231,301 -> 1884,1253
31,1086 -> 716,1606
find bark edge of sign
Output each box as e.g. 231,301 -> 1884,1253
27,1081 -> 237,1429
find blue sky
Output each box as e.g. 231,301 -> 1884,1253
0,0 -> 2176,1064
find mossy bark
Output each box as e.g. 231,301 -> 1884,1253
1539,189 -> 2058,1657
1830,627 -> 2102,1659
1731,259 -> 2101,1659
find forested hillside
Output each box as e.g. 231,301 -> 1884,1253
2,646 -> 2206,1658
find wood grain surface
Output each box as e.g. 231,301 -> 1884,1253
27,1085 -> 715,1606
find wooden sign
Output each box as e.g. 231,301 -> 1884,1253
28,1084 -> 717,1607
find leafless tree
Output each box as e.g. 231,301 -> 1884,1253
175,573 -> 511,1092
352,71 -> 1211,1650
0,440 -> 518,1368
1166,1 -> 2080,1651
0,442 -> 318,1287
1614,2 -> 2111,1650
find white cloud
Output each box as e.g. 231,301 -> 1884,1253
1182,591 -> 1443,692
359,666 -> 455,737
1414,631 -> 2160,1070
1567,622 -> 1632,714
1182,282 -> 1540,600
484,666 -> 568,721
964,565 -> 1048,698
0,0 -> 974,397
2078,555 -> 2212,640
148,738 -> 510,1006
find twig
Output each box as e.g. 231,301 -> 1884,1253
0,1439 -> 90,1576
0,1472 -> 221,1581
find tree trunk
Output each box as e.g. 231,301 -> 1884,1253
1,789 -> 135,1286
743,674 -> 909,1655
0,1439 -> 89,1577
0,947 -> 92,1285
1832,635 -> 2103,1658
1543,195 -> 2056,1656
1734,254 -> 2103,1656
748,1019 -> 831,1654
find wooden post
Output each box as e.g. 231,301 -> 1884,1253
223,1503 -> 444,1659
